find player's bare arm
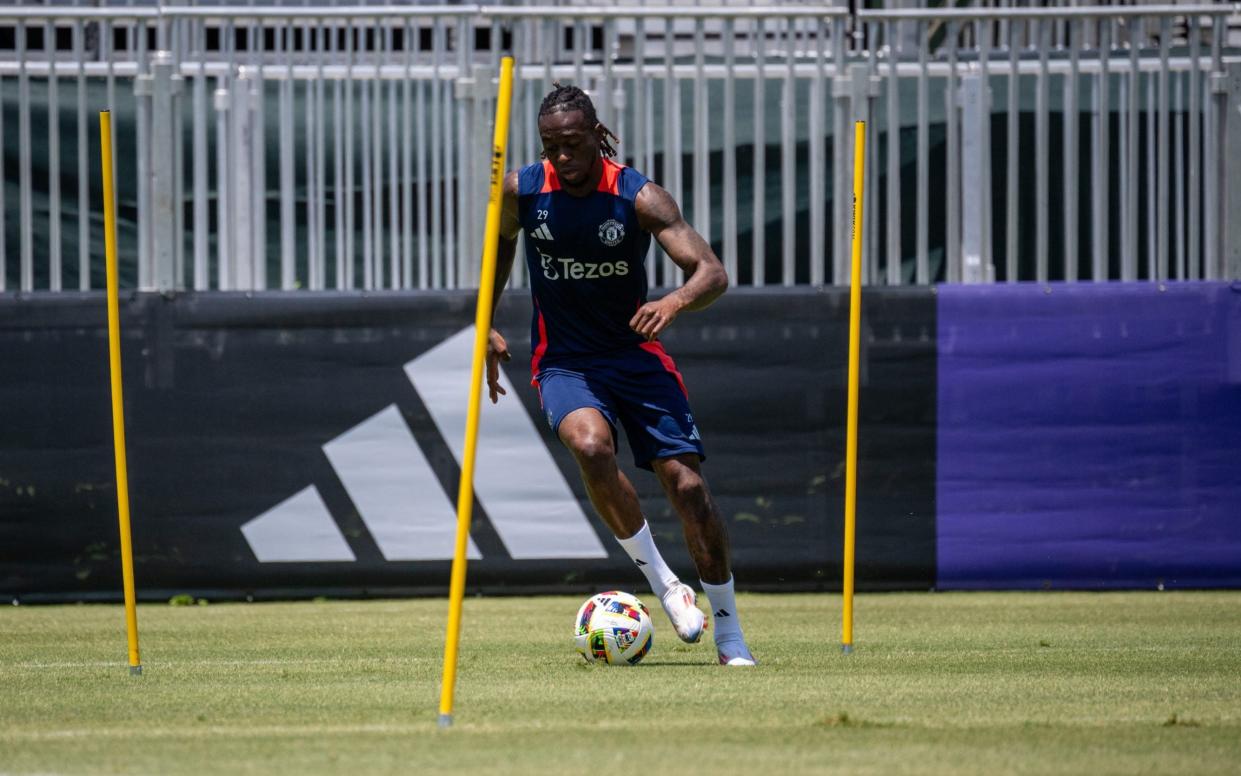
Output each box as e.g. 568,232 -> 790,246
630,182 -> 728,341
486,169 -> 522,403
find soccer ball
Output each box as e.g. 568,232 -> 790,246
573,591 -> 654,666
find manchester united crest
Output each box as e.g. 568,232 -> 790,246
598,219 -> 625,247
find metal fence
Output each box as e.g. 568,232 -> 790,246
1,3 -> 1239,292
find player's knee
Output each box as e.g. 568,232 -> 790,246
567,434 -> 615,468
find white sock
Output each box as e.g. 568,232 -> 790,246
701,576 -> 745,646
615,521 -> 679,599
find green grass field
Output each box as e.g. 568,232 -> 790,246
2,591 -> 1239,775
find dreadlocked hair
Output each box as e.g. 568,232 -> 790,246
538,82 -> 620,159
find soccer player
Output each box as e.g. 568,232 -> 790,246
486,84 -> 756,666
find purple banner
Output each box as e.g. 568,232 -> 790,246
937,282 -> 1241,589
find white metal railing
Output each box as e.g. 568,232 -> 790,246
1,3 -> 1239,292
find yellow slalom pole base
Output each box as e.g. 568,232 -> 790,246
438,714 -> 452,729
841,120 -> 866,656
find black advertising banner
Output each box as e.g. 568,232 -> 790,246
0,289 -> 936,602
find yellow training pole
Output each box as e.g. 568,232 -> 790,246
842,120 -> 866,656
438,56 -> 514,728
101,110 -> 142,676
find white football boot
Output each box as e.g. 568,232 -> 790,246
716,640 -> 757,666
660,582 -> 706,644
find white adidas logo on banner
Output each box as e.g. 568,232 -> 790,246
240,327 -> 608,563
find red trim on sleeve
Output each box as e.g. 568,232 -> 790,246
597,158 -> 625,195
540,160 -> 561,193
639,341 -> 688,397
530,307 -> 550,385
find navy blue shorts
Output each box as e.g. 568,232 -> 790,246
534,344 -> 705,471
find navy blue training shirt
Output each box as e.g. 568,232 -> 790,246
516,158 -> 653,378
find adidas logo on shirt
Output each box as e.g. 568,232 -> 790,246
530,223 -> 554,240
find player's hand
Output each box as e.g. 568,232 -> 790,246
486,328 -> 511,403
629,298 -> 680,341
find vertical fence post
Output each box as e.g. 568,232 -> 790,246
252,68 -> 267,292
230,68 -> 256,289
944,22 -> 960,284
214,81 -> 231,290
135,30 -> 151,292
1064,20 -> 1081,282
133,59 -> 152,289
833,63 -> 872,285
18,22 -> 33,291
960,73 -> 991,283
456,64 -> 490,289
1090,21 -> 1112,282
47,19 -> 61,292
779,19 -> 795,286
844,64 -> 879,285
808,18 -> 827,286
883,20 -> 900,286
138,51 -> 184,292
1223,63 -> 1241,280
192,22 -> 209,291
1034,19 -> 1050,283
1204,17 -> 1223,281
754,17 -> 769,287
1155,17 -> 1170,282
1122,28 -> 1138,282
1187,16 -> 1202,281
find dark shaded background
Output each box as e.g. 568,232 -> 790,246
0,288 -> 936,602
